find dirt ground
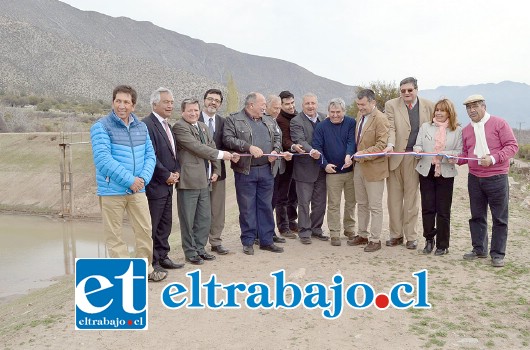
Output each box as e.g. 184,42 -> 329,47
1,163 -> 530,350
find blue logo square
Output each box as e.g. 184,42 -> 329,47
75,258 -> 148,330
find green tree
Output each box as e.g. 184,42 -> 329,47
347,81 -> 400,117
225,73 -> 239,114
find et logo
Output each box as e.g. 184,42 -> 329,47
75,258 -> 148,330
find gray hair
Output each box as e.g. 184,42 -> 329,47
356,89 -> 376,102
266,94 -> 281,106
327,98 -> 346,111
399,77 -> 418,89
244,92 -> 259,107
302,92 -> 318,102
150,87 -> 173,108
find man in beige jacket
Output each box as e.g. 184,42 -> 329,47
348,89 -> 389,252
383,77 -> 434,249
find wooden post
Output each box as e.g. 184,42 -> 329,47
59,132 -> 74,217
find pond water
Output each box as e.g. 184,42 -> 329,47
0,214 -> 136,302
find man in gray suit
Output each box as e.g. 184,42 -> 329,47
290,93 -> 328,244
172,99 -> 233,265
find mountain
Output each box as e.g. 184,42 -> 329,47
0,0 -> 356,108
421,81 -> 529,129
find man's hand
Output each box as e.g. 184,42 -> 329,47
383,145 -> 393,157
231,152 -> 240,163
292,144 -> 304,153
130,177 -> 144,193
479,155 -> 493,167
282,151 -> 293,161
325,164 -> 337,174
343,155 -> 353,168
222,151 -> 233,161
249,145 -> 263,158
166,172 -> 180,185
211,173 -> 219,182
310,149 -> 321,160
268,150 -> 279,163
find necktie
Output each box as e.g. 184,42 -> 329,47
195,125 -> 210,177
163,120 -> 175,156
356,115 -> 365,146
208,118 -> 214,137
408,103 -> 413,110
196,124 -> 206,144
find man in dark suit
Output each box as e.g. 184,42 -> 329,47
198,89 -> 230,255
143,87 -> 184,271
274,91 -> 300,239
290,93 -> 328,245
173,98 -> 234,265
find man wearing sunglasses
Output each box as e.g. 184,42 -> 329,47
383,77 -> 434,250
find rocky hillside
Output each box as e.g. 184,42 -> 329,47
0,0 -> 356,107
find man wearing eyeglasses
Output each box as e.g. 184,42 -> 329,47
383,77 -> 434,250
199,89 -> 231,255
458,95 -> 518,267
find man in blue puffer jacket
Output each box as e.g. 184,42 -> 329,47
90,85 -> 165,282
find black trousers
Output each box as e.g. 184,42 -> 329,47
419,165 -> 455,249
147,193 -> 173,265
273,160 -> 298,232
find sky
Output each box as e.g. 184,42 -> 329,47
59,0 -> 530,90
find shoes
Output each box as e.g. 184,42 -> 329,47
199,252 -> 216,261
347,235 -> 368,246
159,258 -> 184,269
300,237 -> 312,245
406,240 -> 418,250
364,241 -> 381,252
211,245 -> 229,255
434,248 -> 449,256
153,263 -> 168,273
185,255 -> 204,265
148,269 -> 168,282
289,224 -> 299,233
386,237 -> 404,247
280,230 -> 297,239
273,235 -> 286,243
243,245 -> 254,255
311,232 -> 330,241
422,240 -> 434,254
463,251 -> 488,260
492,257 -> 505,267
331,237 -> 341,246
344,231 -> 355,240
260,244 -> 284,253
254,239 -> 259,245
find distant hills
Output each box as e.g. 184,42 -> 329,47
421,81 -> 530,129
0,0 -> 528,129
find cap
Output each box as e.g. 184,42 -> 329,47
463,94 -> 485,105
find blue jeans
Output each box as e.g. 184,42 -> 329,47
468,173 -> 509,258
235,165 -> 275,247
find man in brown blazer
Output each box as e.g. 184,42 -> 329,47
383,77 -> 434,249
172,99 -> 233,265
348,89 -> 389,252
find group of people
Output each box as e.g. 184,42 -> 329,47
90,77 -> 518,282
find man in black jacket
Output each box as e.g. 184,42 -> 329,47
143,87 -> 184,271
